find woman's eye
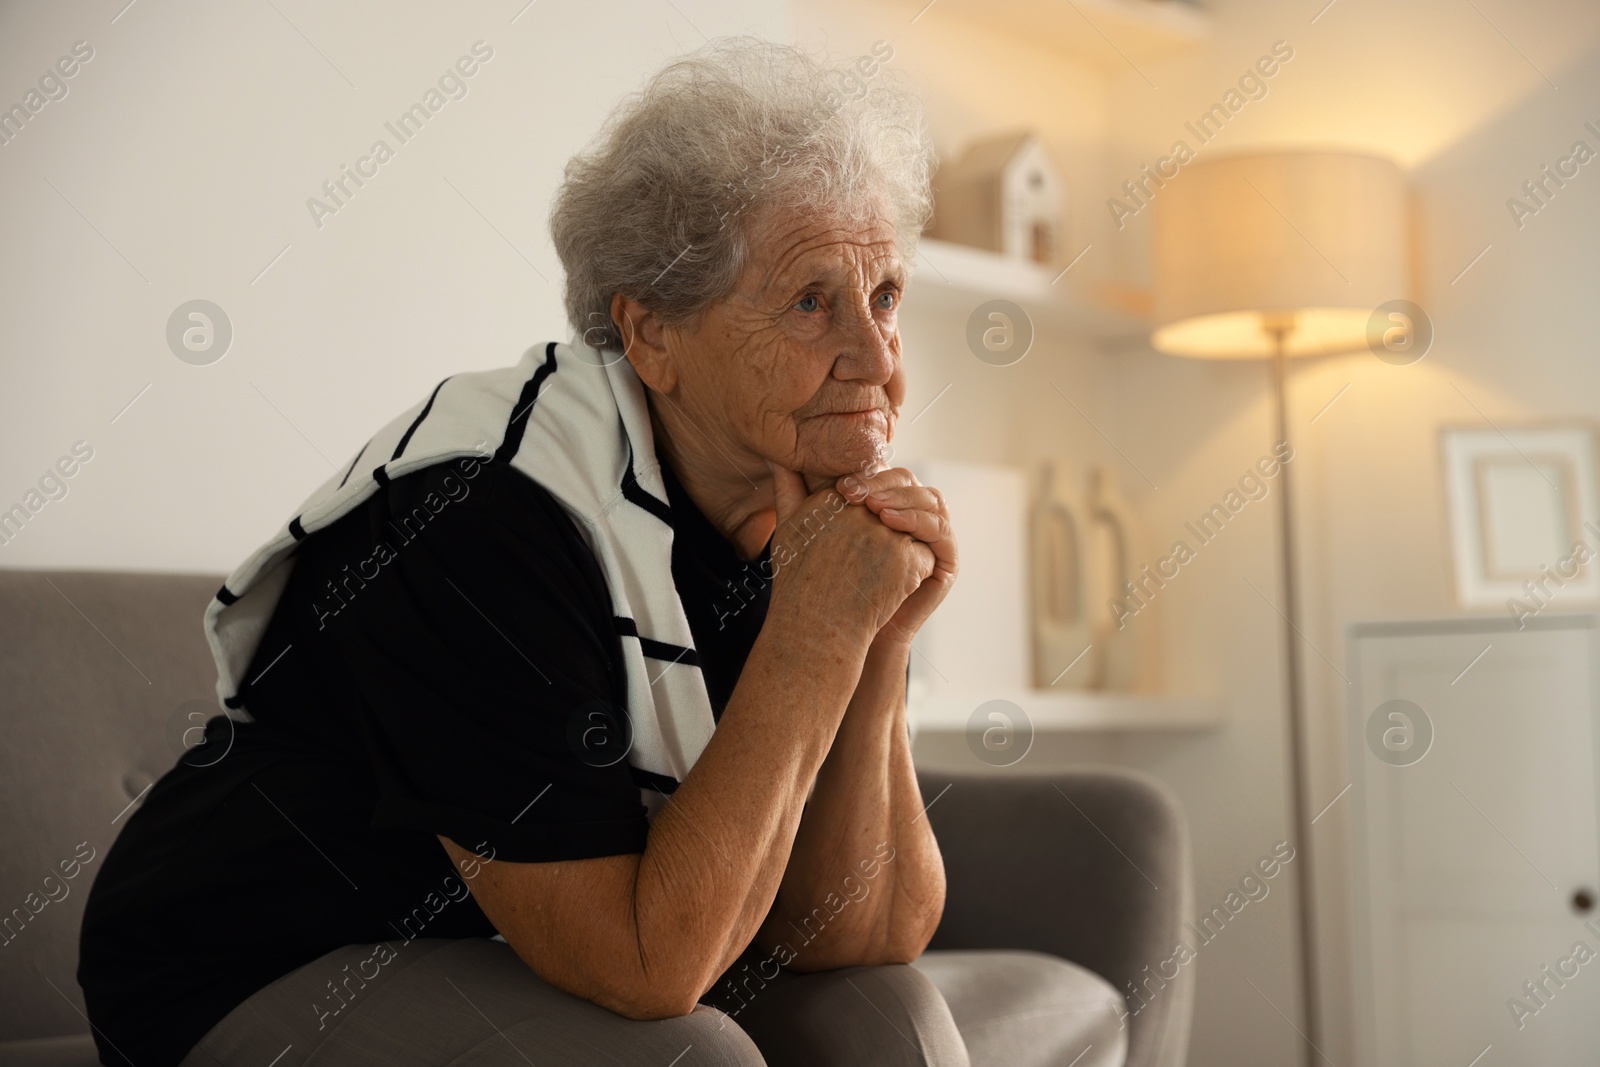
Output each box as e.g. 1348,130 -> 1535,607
794,294 -> 821,313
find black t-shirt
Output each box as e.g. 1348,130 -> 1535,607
78,454 -> 772,1067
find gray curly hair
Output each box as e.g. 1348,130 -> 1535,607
549,36 -> 935,354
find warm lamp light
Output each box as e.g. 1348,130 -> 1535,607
1152,151 -> 1406,358
1150,150 -> 1410,1067
1153,306 -> 1374,359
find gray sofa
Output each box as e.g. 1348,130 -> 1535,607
0,569 -> 1194,1066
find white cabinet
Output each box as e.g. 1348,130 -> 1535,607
1348,615 -> 1600,1066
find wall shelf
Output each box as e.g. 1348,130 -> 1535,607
910,237 -> 1148,340
908,684 -> 1223,733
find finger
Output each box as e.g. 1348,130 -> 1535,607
860,485 -> 942,517
876,505 -> 952,551
865,488 -> 954,556
768,462 -> 810,528
837,466 -> 919,502
875,503 -> 957,582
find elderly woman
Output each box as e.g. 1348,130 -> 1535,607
78,37 -> 1124,1067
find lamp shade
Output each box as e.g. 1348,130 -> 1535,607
1151,151 -> 1407,359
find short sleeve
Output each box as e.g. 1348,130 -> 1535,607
295,458 -> 648,863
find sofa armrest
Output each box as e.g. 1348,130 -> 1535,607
918,767 -> 1193,1067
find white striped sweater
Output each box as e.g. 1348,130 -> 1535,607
203,339 -> 715,817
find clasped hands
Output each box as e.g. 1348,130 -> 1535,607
766,463 -> 958,654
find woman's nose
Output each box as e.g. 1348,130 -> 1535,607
833,300 -> 896,383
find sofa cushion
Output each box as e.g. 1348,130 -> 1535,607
915,948 -> 1129,1067
0,570 -> 223,1043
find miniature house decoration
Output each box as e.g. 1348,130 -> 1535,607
930,131 -> 1065,266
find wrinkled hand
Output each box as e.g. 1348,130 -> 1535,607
766,463 -> 935,652
836,468 -> 958,650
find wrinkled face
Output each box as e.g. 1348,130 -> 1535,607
662,202 -> 907,478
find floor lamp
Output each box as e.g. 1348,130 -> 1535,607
1148,151 -> 1407,1065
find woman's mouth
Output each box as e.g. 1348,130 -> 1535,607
816,409 -> 886,423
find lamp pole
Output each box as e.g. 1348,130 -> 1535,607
1265,316 -> 1322,1065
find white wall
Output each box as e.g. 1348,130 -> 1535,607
0,0 -> 786,572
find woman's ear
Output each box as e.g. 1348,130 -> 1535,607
609,293 -> 677,394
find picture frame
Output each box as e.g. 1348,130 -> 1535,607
1440,424 -> 1600,607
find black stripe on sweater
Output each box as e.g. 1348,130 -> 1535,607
495,343 -> 558,465
613,616 -> 701,669
621,444 -> 672,527
630,765 -> 680,795
337,437 -> 372,490
392,376 -> 454,461
640,636 -> 700,669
